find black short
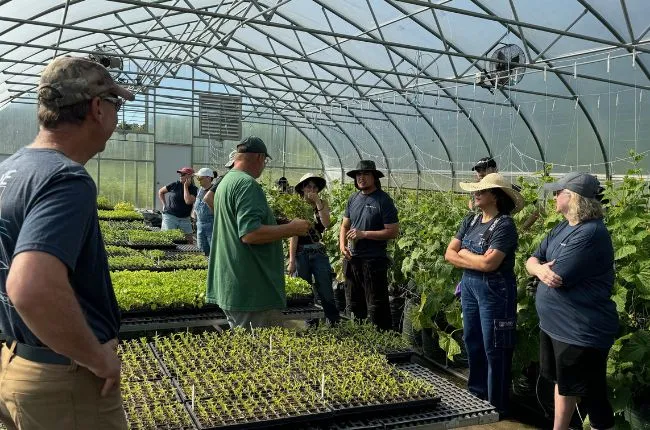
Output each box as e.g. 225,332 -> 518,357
539,330 -> 608,397
539,330 -> 615,428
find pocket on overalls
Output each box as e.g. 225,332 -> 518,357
486,274 -> 508,299
493,318 -> 516,348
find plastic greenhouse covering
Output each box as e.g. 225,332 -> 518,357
0,0 -> 649,203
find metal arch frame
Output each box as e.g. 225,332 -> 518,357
309,0 -> 452,179
0,13 -> 646,98
384,0 -> 547,169
576,0 -> 650,84
185,10 -> 391,175
0,2 -> 647,177
139,0 -> 368,171
0,1 -> 637,96
470,0 -> 612,178
312,0 -> 488,172
101,0 -> 650,87
140,5 -> 354,178
0,5 -> 345,178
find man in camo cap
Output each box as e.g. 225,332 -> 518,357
0,56 -> 132,429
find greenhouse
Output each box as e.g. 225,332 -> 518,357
0,1 -> 648,429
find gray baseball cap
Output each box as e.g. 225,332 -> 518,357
543,171 -> 601,198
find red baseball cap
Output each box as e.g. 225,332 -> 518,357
177,167 -> 194,175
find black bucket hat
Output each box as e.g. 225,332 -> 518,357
346,160 -> 385,179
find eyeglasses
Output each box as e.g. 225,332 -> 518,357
553,189 -> 570,197
474,189 -> 489,196
101,96 -> 122,112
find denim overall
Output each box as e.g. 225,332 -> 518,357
295,243 -> 340,324
460,215 -> 517,414
194,188 -> 214,255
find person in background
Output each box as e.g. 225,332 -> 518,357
0,56 -> 131,429
192,167 -> 215,255
206,137 -> 310,329
204,151 -> 235,213
276,176 -> 293,194
469,157 -> 499,210
445,173 -> 523,415
288,173 -> 340,325
339,160 -> 399,331
158,167 -> 198,243
526,172 -> 617,430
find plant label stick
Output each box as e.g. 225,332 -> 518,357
321,372 -> 325,399
191,385 -> 195,410
269,334 -> 272,352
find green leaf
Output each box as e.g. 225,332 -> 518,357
438,331 -> 461,361
612,285 -> 628,313
635,262 -> 650,299
615,245 -> 637,261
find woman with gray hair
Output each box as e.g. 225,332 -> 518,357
526,172 -> 617,430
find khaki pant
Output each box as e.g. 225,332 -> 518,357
223,309 -> 284,329
0,343 -> 127,430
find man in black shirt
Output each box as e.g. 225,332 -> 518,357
339,160 -> 399,330
158,166 -> 198,243
0,56 -> 130,428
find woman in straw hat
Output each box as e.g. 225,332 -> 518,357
287,173 -> 340,325
526,172 -> 616,430
444,173 -> 524,415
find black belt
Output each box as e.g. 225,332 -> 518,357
3,337 -> 71,365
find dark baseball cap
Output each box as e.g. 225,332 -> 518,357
472,157 -> 497,171
237,136 -> 272,159
544,171 -> 601,198
37,56 -> 134,107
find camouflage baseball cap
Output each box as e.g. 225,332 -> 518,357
37,56 -> 134,107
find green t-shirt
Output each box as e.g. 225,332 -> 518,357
206,169 -> 285,311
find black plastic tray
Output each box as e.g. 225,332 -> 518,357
121,304 -> 222,318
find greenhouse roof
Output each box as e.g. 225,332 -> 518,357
1,0 -> 649,179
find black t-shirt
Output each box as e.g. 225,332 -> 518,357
0,148 -> 120,346
164,181 -> 198,218
344,189 -> 398,258
297,207 -> 326,246
455,213 -> 518,276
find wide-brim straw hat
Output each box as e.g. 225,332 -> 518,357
295,173 -> 327,195
458,173 -> 525,214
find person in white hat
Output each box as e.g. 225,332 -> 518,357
192,167 -> 216,255
444,173 -> 523,415
287,173 -> 339,325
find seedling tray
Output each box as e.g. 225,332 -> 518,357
326,395 -> 441,419
187,399 -> 333,430
121,304 -> 221,318
384,350 -> 414,362
286,295 -> 313,307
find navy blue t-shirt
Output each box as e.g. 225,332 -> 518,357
344,189 -> 398,258
164,181 -> 198,218
0,148 -> 120,347
533,219 -> 618,349
455,213 -> 518,276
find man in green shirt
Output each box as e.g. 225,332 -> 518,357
206,136 -> 310,328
